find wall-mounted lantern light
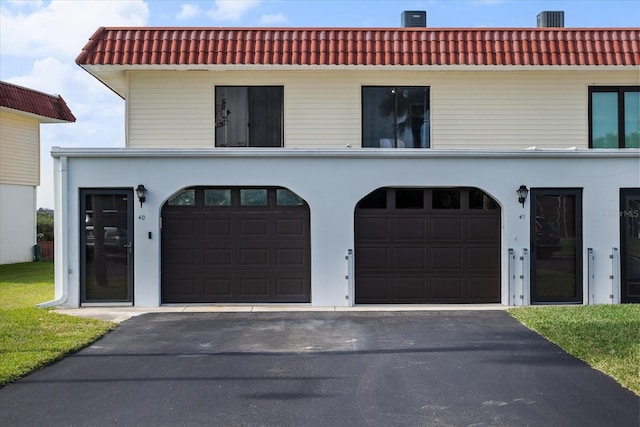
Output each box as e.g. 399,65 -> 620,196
135,184 -> 147,207
517,185 -> 529,208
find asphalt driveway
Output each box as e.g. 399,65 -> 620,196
1,311 -> 638,426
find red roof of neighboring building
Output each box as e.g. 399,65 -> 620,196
0,81 -> 76,122
76,27 -> 640,67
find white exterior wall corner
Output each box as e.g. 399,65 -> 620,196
51,148 -> 640,308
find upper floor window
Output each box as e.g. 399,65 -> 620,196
215,86 -> 283,147
589,86 -> 640,148
362,86 -> 430,148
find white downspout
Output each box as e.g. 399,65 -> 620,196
38,155 -> 69,308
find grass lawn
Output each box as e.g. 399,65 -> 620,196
510,305 -> 640,395
0,262 -> 115,386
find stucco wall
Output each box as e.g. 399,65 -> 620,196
52,148 -> 640,307
0,183 -> 36,264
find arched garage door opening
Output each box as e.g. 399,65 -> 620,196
355,188 -> 501,304
161,187 -> 310,303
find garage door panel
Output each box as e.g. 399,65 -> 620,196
430,277 -> 464,300
204,218 -> 232,235
431,218 -> 463,241
203,279 -> 233,298
203,248 -> 232,265
393,278 -> 427,300
466,217 -> 500,241
240,248 -> 269,266
163,277 -> 197,299
276,218 -> 306,236
356,188 -> 500,304
239,218 -> 269,236
164,248 -> 197,265
357,247 -> 389,269
467,276 -> 500,300
356,277 -> 389,301
356,217 -> 389,240
276,248 -> 305,266
431,247 -> 463,270
393,217 -> 426,240
239,278 -> 269,297
276,278 -> 307,296
164,217 -> 197,236
394,247 -> 426,270
467,247 -> 501,270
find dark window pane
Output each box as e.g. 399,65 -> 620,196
624,91 -> 640,148
241,189 -> 268,206
168,189 -> 195,206
215,86 -> 283,147
249,87 -> 283,147
358,189 -> 387,209
276,189 -> 304,206
396,189 -> 424,209
362,87 -> 429,148
432,190 -> 460,209
205,189 -> 231,206
469,189 -> 498,210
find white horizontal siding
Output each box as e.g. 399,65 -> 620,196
125,69 -> 640,149
0,111 -> 39,185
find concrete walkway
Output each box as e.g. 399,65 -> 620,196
55,303 -> 509,323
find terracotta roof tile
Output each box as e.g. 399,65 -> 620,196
0,81 -> 75,122
76,27 -> 640,67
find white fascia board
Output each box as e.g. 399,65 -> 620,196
50,146 -> 640,160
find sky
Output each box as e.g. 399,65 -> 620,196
1,0 -> 639,209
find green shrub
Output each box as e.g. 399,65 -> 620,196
36,209 -> 54,242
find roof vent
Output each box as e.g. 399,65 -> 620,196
402,11 -> 426,28
537,11 -> 564,28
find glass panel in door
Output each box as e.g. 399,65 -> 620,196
531,189 -> 583,303
621,189 -> 640,303
81,190 -> 133,303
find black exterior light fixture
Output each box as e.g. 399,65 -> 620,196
517,185 -> 529,207
135,184 -> 147,207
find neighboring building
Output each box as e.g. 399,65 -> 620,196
0,82 -> 75,265
48,12 -> 639,308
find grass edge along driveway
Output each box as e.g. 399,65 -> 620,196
509,305 -> 640,396
0,262 -> 115,386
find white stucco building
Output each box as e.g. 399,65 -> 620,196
48,15 -> 640,307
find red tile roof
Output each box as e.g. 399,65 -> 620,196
0,81 -> 75,122
77,27 -> 640,67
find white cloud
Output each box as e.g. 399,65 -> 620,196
206,0 -> 261,22
0,0 -> 149,58
259,13 -> 287,25
177,4 -> 201,20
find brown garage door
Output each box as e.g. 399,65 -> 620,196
162,187 -> 310,303
355,188 -> 501,304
